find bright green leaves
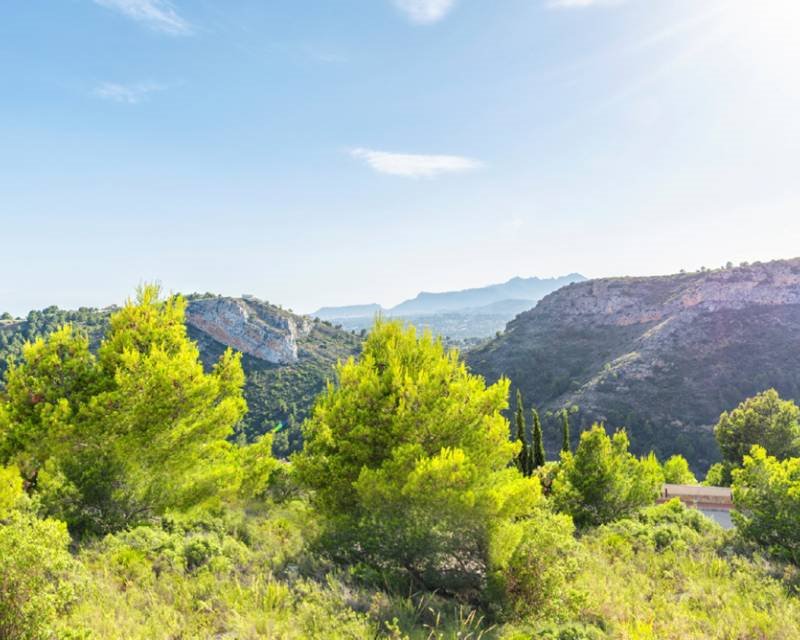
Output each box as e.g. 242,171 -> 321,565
296,320 -> 518,515
662,454 -> 698,485
715,389 -> 800,466
487,510 -> 582,622
0,325 -> 102,480
732,446 -> 800,565
706,389 -> 800,488
0,465 -> 26,518
236,435 -> 278,500
0,465 -> 78,640
295,319 -> 538,594
553,425 -> 662,528
98,284 -> 189,373
0,284 -> 260,535
0,512 -> 79,640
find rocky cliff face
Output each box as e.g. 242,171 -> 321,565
540,260 -> 800,327
184,296 -> 360,453
186,297 -> 311,365
467,258 -> 800,471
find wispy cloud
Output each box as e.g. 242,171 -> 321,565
392,0 -> 457,24
547,0 -> 625,8
93,0 -> 191,35
93,82 -> 165,104
350,148 -> 483,178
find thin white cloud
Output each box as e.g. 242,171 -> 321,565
548,0 -> 625,8
93,0 -> 191,35
350,148 -> 483,178
392,0 -> 457,24
93,82 -> 165,104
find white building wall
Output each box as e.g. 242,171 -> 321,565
699,508 -> 733,530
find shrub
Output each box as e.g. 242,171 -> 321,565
661,455 -> 697,484
488,510 -> 583,622
715,389 -> 800,466
552,426 -> 662,528
0,512 -> 79,640
599,499 -> 721,553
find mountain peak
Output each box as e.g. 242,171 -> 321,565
308,274 -> 587,338
388,273 -> 586,316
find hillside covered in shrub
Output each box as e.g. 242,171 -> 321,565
2,287 -> 800,639
468,258 -> 800,472
0,294 -> 360,456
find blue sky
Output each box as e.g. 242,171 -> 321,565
2,0 -> 799,315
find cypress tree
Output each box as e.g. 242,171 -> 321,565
532,407 -> 546,469
515,389 -> 529,476
526,436 -> 535,478
561,409 -> 571,454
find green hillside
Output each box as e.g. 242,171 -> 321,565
3,292 -> 800,639
0,297 -> 360,455
467,259 -> 800,472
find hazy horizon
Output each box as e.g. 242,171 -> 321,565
5,257 -> 800,318
3,0 -> 799,316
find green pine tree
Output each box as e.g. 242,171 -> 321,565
561,409 -> 571,454
532,407 -> 546,469
515,389 -> 529,476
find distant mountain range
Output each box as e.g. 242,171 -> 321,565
312,274 -> 587,340
467,258 -> 800,472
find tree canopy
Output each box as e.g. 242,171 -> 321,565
715,389 -> 800,466
662,454 -> 698,485
0,285 -> 272,536
2,307 -> 800,638
552,425 -> 662,528
294,320 -> 547,595
732,446 -> 800,565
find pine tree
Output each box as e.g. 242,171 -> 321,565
561,409 -> 571,454
532,407 -> 546,469
515,389 -> 529,475
294,320 -> 542,592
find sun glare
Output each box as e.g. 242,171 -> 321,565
724,0 -> 800,57
707,0 -> 800,100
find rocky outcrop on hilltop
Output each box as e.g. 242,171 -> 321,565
184,296 -> 359,452
467,259 -> 800,471
540,260 -> 800,327
0,295 -> 360,455
186,297 -> 311,365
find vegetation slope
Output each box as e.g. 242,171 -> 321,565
467,258 -> 800,472
0,295 -> 360,456
1,287 -> 800,639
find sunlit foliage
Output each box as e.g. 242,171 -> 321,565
733,445 -> 800,565
295,320 -> 547,596
552,426 -> 662,528
661,454 -> 698,485
0,285 -> 267,535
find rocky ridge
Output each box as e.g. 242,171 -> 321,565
186,297 -> 311,365
467,258 -> 800,471
542,260 -> 800,326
